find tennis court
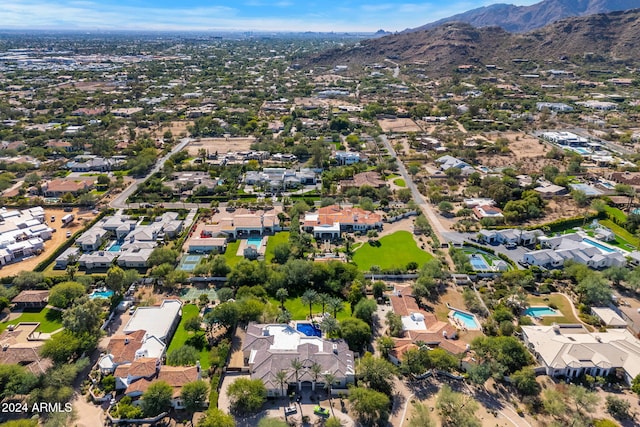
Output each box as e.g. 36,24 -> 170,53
181,287 -> 218,302
178,254 -> 205,271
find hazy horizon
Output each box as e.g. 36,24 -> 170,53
1,0 -> 539,33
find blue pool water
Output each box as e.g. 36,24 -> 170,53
89,289 -> 114,299
525,306 -> 559,317
573,147 -> 590,155
583,237 -> 615,253
108,243 -> 122,252
296,323 -> 322,337
247,237 -> 262,248
452,310 -> 480,329
469,254 -> 489,270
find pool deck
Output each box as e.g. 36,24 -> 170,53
525,305 -> 561,317
447,306 -> 481,331
236,236 -> 268,257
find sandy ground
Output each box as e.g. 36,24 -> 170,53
0,207 -> 95,278
379,118 -> 423,133
477,132 -> 561,173
148,120 -> 193,139
185,137 -> 256,156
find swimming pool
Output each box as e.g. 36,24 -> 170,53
468,254 -> 490,270
573,147 -> 591,155
451,310 -> 481,330
89,289 -> 114,299
108,242 -> 122,252
582,237 -> 615,253
524,306 -> 559,317
296,323 -> 322,337
247,237 -> 262,248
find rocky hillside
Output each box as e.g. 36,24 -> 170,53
410,0 -> 638,33
308,9 -> 640,75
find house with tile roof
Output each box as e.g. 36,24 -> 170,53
0,322 -> 53,376
123,364 -> 201,409
98,330 -> 166,375
242,323 -> 355,396
302,205 -> 383,240
387,286 -> 468,365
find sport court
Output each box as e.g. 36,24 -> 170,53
178,254 -> 205,272
181,287 -> 218,302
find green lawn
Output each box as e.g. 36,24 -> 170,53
264,232 -> 290,263
224,240 -> 242,267
393,178 -> 406,187
167,304 -> 210,370
0,308 -> 63,334
267,297 -> 351,321
385,174 -> 400,181
599,220 -> 639,249
604,205 -> 627,223
352,231 -> 433,271
526,294 -> 579,326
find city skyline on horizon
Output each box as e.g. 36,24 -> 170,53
1,0 -> 539,33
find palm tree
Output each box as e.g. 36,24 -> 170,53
318,293 -> 331,315
66,264 -> 77,280
276,287 -> 289,310
327,297 -> 344,319
323,373 -> 336,399
301,289 -> 319,319
291,358 -> 304,391
320,315 -> 339,337
275,370 -> 288,398
310,363 -> 322,392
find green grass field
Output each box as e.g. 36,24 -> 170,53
0,308 -> 63,334
393,178 -> 406,187
352,231 -> 433,271
167,304 -> 210,369
604,205 -> 627,223
267,297 -> 351,321
224,240 -> 242,267
527,294 -> 580,326
264,232 -> 290,262
599,220 -> 639,250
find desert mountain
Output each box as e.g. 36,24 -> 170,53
308,9 -> 640,76
409,0 -> 638,33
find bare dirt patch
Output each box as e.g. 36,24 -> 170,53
185,137 -> 256,156
525,197 -> 584,226
477,132 -> 561,173
0,207 -> 94,278
378,118 -> 422,133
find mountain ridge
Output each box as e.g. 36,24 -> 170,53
308,8 -> 640,76
408,0 -> 639,33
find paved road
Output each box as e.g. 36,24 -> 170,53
379,135 -> 449,242
109,137 -> 192,209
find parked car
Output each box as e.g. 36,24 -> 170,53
129,306 -> 137,315
66,231 -> 72,238
284,406 -> 297,416
314,406 -> 330,417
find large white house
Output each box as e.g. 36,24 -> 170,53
522,324 -> 640,384
523,233 -> 626,269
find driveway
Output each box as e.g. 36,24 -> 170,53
442,231 -> 529,269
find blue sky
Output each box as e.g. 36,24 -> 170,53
1,0 -> 539,32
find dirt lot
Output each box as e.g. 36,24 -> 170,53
147,120 -> 193,139
0,207 -> 95,278
477,132 -> 561,173
185,137 -> 256,156
378,118 -> 423,133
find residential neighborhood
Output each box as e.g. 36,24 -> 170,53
4,6 -> 640,427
